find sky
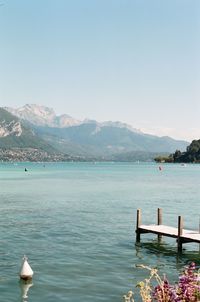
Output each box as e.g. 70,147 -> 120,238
0,0 -> 199,141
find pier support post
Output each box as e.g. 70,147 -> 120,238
177,216 -> 183,253
136,209 -> 141,242
157,208 -> 162,241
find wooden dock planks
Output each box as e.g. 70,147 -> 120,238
138,224 -> 200,243
136,209 -> 200,252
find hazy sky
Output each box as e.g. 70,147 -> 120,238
0,0 -> 199,141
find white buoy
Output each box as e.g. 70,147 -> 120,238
20,256 -> 34,281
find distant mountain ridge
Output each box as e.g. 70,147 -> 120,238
5,104 -> 80,128
33,121 -> 188,156
1,104 -> 189,161
0,108 -> 54,151
0,107 -> 82,161
5,104 -> 142,133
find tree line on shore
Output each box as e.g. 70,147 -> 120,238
155,139 -> 200,163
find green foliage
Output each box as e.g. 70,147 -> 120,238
123,262 -> 200,302
173,140 -> 200,163
155,139 -> 200,163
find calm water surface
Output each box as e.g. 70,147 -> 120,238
0,162 -> 199,301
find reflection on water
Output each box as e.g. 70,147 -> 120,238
135,240 -> 200,268
19,280 -> 33,302
0,162 -> 200,301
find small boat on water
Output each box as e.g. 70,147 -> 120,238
20,256 -> 34,281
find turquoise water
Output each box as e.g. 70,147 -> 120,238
0,162 -> 199,301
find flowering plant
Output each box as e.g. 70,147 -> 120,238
123,262 -> 200,302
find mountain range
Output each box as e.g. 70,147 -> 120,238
0,104 -> 189,161
5,104 -> 80,128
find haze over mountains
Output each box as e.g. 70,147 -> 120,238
0,104 -> 189,161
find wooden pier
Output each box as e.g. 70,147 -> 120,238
136,208 -> 200,253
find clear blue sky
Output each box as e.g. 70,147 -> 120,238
0,0 -> 199,141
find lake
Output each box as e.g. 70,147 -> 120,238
0,162 -> 199,301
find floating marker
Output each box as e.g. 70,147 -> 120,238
20,256 -> 34,281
